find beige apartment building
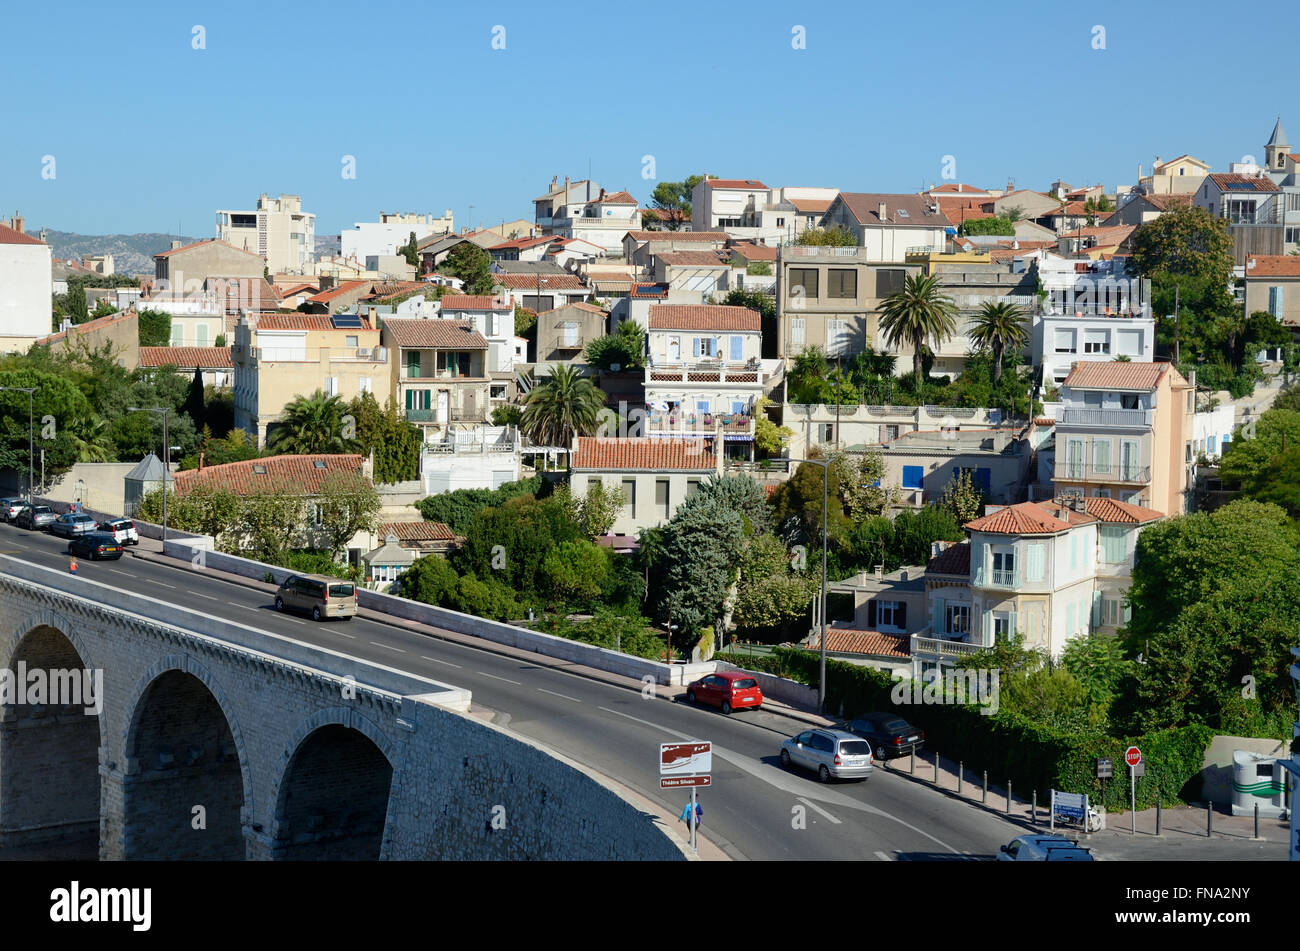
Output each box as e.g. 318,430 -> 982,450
382,318 -> 492,441
535,302 -> 608,366
216,193 -> 316,275
1053,361 -> 1194,515
776,246 -> 910,359
1243,254 -> 1300,328
232,313 -> 388,446
570,437 -> 719,536
153,239 -> 266,290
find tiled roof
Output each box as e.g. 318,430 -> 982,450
307,280 -> 371,303
572,437 -> 716,471
35,311 -> 135,345
727,241 -> 778,261
1244,254 -> 1300,277
592,280 -> 635,293
789,198 -> 833,213
629,282 -> 670,298
0,223 -> 44,246
539,301 -> 607,316
702,178 -> 768,190
254,314 -> 373,331
965,502 -> 1074,535
155,238 -> 263,260
1206,173 -> 1279,192
1044,201 -> 1089,216
173,454 -> 367,497
836,192 -> 950,227
368,281 -> 429,297
812,629 -> 910,659
648,304 -> 761,331
1058,224 -> 1135,245
1140,193 -> 1192,211
595,190 -> 637,204
625,230 -> 729,243
440,294 -> 510,311
383,319 -> 487,349
926,542 -> 970,576
1032,417 -> 1057,426
377,521 -> 458,542
1153,154 -> 1210,171
925,183 -> 990,194
936,197 -> 996,225
489,235 -> 559,251
1075,497 -> 1164,524
494,273 -> 587,290
1062,361 -> 1170,391
656,250 -> 729,267
138,346 -> 234,368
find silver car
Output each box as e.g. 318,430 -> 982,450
50,513 -> 99,539
780,728 -> 874,783
998,835 -> 1094,861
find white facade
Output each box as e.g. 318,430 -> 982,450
0,233 -> 52,344
1193,404 -> 1235,460
421,427 -> 520,495
216,193 -> 316,275
341,211 -> 454,263
644,326 -> 765,416
438,300 -> 517,375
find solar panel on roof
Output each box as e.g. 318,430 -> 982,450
331,314 -> 364,328
1225,182 -> 1254,190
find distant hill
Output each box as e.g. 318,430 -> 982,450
41,230 -> 203,277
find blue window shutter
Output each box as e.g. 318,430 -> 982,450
1008,609 -> 1017,636
976,468 -> 991,493
692,337 -> 700,357
903,465 -> 923,489
730,335 -> 743,360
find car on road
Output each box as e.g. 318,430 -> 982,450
686,671 -> 763,714
68,531 -> 125,561
780,728 -> 874,783
997,834 -> 1094,861
13,505 -> 56,531
50,512 -> 99,539
274,574 -> 358,621
843,712 -> 925,760
98,518 -> 139,546
1,498 -> 28,522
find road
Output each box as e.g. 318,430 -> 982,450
0,520 -> 1024,861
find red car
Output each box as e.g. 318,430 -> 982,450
686,671 -> 763,714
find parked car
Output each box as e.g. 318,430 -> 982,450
1,498 -> 27,522
14,505 -> 56,531
780,728 -> 874,783
274,574 -> 358,621
50,513 -> 99,539
843,712 -> 925,760
997,835 -> 1094,861
98,518 -> 139,546
685,671 -> 763,714
68,531 -> 124,561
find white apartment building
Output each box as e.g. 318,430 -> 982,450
689,179 -> 838,246
421,426 -> 521,495
570,437 -> 720,536
341,211 -> 454,264
216,193 -> 316,275
0,220 -> 53,347
436,294 -> 517,402
534,177 -> 641,254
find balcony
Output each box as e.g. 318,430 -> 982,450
401,369 -> 486,381
973,567 -> 1021,589
783,246 -> 869,260
647,360 -> 763,385
1057,462 -> 1151,484
425,438 -> 516,454
646,412 -> 754,436
404,408 -> 488,424
911,632 -> 989,659
1059,407 -> 1152,427
554,336 -> 587,351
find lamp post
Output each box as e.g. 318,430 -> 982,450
128,406 -> 171,542
784,455 -> 830,715
0,386 -> 36,505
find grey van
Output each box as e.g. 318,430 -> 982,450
274,574 -> 358,621
780,728 -> 874,783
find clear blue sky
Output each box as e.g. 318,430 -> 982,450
1,0 -> 1290,238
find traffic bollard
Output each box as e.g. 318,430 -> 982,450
1032,790 -> 1037,825
1207,802 -> 1213,837
1156,796 -> 1162,837
934,755 -> 939,784
1254,803 -> 1259,839
910,749 -> 915,774
1006,780 -> 1012,814
982,770 -> 988,805
958,761 -> 963,795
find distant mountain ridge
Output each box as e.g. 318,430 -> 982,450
41,230 -> 203,277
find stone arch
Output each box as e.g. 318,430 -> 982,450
0,611 -> 105,859
270,708 -> 399,861
120,655 -> 252,860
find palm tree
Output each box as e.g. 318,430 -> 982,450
519,364 -> 605,463
968,301 -> 1030,383
267,390 -> 356,454
876,273 -> 959,388
73,415 -> 115,463
788,346 -> 829,403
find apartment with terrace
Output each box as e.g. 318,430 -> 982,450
381,318 -> 492,440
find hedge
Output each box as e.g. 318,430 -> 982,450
717,647 -> 1216,809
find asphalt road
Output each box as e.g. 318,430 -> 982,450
0,520 -> 1025,861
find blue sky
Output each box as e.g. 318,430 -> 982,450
1,0 -> 1290,238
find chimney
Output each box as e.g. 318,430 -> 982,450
10,211 -> 24,234
1057,504 -> 1068,521
877,201 -> 888,221
170,239 -> 183,250
874,564 -> 884,580
198,451 -> 205,471
564,175 -> 570,198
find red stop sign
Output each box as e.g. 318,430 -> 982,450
1125,746 -> 1142,767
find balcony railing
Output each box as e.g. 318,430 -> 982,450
425,439 -> 516,454
647,360 -> 763,384
973,567 -> 1021,589
404,408 -> 488,424
910,633 -> 988,658
554,336 -> 587,350
1057,462 -> 1150,483
401,369 -> 486,381
646,412 -> 754,433
1059,407 -> 1152,427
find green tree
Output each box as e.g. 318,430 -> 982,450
66,287 -> 90,324
1061,631 -> 1134,710
313,469 -> 382,559
398,554 -> 461,605
732,533 -> 818,632
795,226 -> 857,247
723,288 -> 776,321
1218,409 -> 1300,487
397,231 -> 419,268
1240,445 -> 1300,518
238,484 -> 308,564
655,491 -> 747,646
888,506 -> 965,567
968,301 -> 1029,383
541,540 -> 610,606
753,396 -> 793,455
414,476 -> 541,533
649,175 -> 704,229
936,469 -> 984,524
771,456 -> 850,549
266,390 -> 359,455
439,242 -> 495,294
519,364 -> 605,458
959,217 -> 1015,236
552,481 -> 626,538
137,309 -> 172,347
1131,204 -> 1235,285
453,494 -> 581,600
513,304 -> 537,338
90,298 -> 118,318
71,415 -> 116,463
746,261 -> 772,276
182,366 -> 205,428
584,320 -> 645,370
876,273 -> 959,387
0,368 -> 98,483
696,473 -> 772,534
825,449 -> 892,522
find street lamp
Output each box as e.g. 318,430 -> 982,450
0,386 -> 36,505
784,455 -> 831,715
128,406 -> 171,542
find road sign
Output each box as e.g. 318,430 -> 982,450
1096,757 -> 1113,779
660,742 -> 712,776
660,775 -> 712,789
1052,790 -> 1087,819
1125,746 -> 1142,767
1131,761 -> 1145,778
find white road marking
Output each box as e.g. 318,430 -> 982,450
330,628 -> 356,638
537,687 -> 581,703
478,672 -> 522,685
797,797 -> 842,825
596,706 -> 693,741
193,593 -> 219,600
421,656 -> 462,668
371,641 -> 407,653
108,568 -> 131,576
147,579 -> 176,589
874,851 -> 893,862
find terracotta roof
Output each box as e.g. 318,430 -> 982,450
155,238 -> 263,260
789,198 -> 833,213
630,282 -> 670,299
440,294 -> 510,311
35,311 -> 135,345
368,281 -> 429,298
0,223 -> 44,246
1244,254 -> 1300,277
277,283 -> 318,297
138,346 -> 234,368
1075,497 -> 1164,524
1140,193 -> 1192,211
926,542 -> 970,577
702,178 -> 768,190
1062,361 -> 1171,391
1059,224 -> 1135,245
1153,154 -> 1210,171
965,502 -> 1075,535
936,197 -> 996,226
625,230 -> 729,243
1044,201 -> 1089,216
173,454 -> 367,497
254,314 -> 372,332
383,319 -> 487,350
925,183 -> 991,195
377,521 -> 457,542
539,301 -> 607,316
1032,417 -> 1057,426
1206,173 -> 1279,192
727,241 -> 779,261
812,629 -> 910,659
594,190 -> 637,204
489,235 -> 559,251
647,304 -> 761,331
494,273 -> 587,290
656,250 -> 729,267
572,437 -> 716,471
307,280 -> 371,303
836,192 -> 950,227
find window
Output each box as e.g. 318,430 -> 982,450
693,337 -> 716,358
731,400 -> 747,414
1120,440 -> 1140,480
1093,439 -> 1111,474
876,600 -> 906,630
790,317 -> 806,347
1100,525 -> 1126,563
406,351 -> 421,378
827,269 -> 857,299
171,324 -> 185,346
993,612 -> 1012,641
1054,330 -> 1076,353
1185,441 -> 1193,463
1269,285 -> 1285,318
902,465 -> 924,489
1119,393 -> 1140,410
359,377 -> 372,394
776,218 -> 785,227
945,604 -> 969,635
1025,543 -> 1045,582
1066,438 -> 1084,478
345,335 -> 359,348
622,479 -> 636,518
405,389 -> 430,411
729,335 -> 743,361
1207,435 -> 1217,454
788,268 -> 819,299
561,321 -> 580,347
1286,228 -> 1300,244
826,318 -> 850,356
196,324 -> 209,347
655,479 -> 669,517
993,549 -> 1015,586
1084,330 -> 1109,354
686,479 -> 701,497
